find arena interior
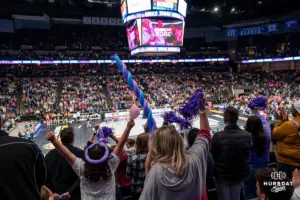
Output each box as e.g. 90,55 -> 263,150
0,0 -> 300,200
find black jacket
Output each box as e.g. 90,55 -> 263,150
211,125 -> 251,182
0,130 -> 48,200
45,143 -> 84,200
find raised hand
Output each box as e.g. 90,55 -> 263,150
280,108 -> 289,121
273,108 -> 282,120
94,121 -> 100,131
46,132 -> 56,142
127,120 -> 135,129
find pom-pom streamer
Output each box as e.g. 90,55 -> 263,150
97,126 -> 114,139
179,88 -> 204,120
165,111 -> 192,130
248,96 -> 268,110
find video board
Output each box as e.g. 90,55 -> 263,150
126,19 -> 142,50
127,0 -> 151,14
178,0 -> 187,17
152,0 -> 178,11
141,18 -> 184,47
120,0 -> 127,19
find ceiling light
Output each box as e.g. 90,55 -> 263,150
214,7 -> 219,12
258,1 -> 262,4
231,8 -> 235,12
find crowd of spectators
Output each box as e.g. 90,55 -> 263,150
21,78 -> 59,114
105,72 -> 231,111
229,71 -> 300,120
1,98 -> 300,200
0,78 -> 17,126
0,79 -> 18,132
60,77 -> 108,113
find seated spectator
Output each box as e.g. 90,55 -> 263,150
45,120 -> 135,200
140,104 -> 211,200
126,133 -> 149,200
211,106 -> 251,200
243,109 -> 271,200
0,115 -> 48,200
272,102 -> 300,178
45,127 -> 84,200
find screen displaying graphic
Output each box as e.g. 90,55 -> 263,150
141,18 -> 184,47
127,0 -> 151,14
126,19 -> 142,50
152,0 -> 178,11
120,0 -> 127,19
178,0 -> 187,17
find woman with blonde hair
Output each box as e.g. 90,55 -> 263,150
140,107 -> 211,200
40,186 -> 55,200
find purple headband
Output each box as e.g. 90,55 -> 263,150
84,128 -> 110,164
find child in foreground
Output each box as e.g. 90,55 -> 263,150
46,120 -> 135,200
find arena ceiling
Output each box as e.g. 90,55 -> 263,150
0,0 -> 300,27
188,0 -> 300,22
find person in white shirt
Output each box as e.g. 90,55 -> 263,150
46,120 -> 135,200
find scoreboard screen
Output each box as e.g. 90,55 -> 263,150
178,0 -> 187,17
120,0 -> 127,19
126,19 -> 142,50
127,0 -> 151,14
141,18 -> 184,47
121,0 -> 187,55
152,0 -> 178,11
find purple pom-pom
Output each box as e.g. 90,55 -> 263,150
248,97 -> 268,110
97,127 -> 114,139
179,88 -> 204,120
165,111 -> 192,130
